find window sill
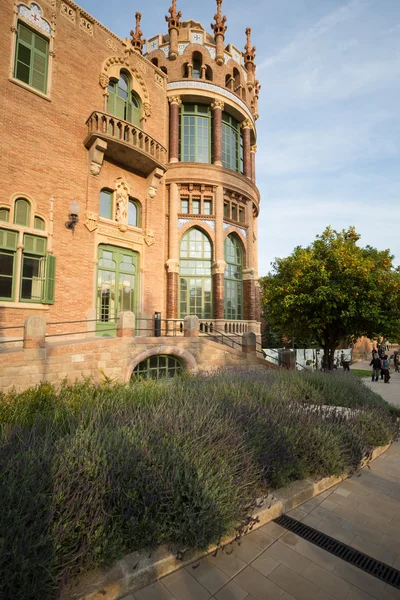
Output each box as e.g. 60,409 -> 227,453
0,301 -> 50,310
8,78 -> 51,102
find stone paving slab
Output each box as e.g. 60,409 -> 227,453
134,441 -> 400,600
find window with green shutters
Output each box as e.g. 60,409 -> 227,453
224,234 -> 243,320
180,104 -> 211,163
222,113 -> 244,173
107,72 -> 141,127
0,228 -> 55,303
15,22 -> 49,94
179,228 -> 212,319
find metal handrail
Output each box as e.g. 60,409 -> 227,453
259,343 -> 307,370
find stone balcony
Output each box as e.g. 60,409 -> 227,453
84,111 -> 167,176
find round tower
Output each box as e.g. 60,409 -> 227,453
146,0 -> 260,330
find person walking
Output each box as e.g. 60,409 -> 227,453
394,353 -> 400,373
381,355 -> 391,383
370,355 -> 381,382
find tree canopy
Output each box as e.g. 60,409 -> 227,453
260,227 -> 400,369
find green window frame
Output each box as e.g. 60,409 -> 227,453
14,198 -> 30,226
222,112 -> 244,173
34,216 -> 45,230
203,200 -> 212,215
224,234 -> 243,320
0,228 -> 55,303
0,209 -> 10,223
107,71 -> 141,127
179,228 -> 212,319
128,198 -> 140,227
15,22 -> 49,94
96,245 -> 138,336
180,104 -> 211,164
100,189 -> 113,220
132,354 -> 183,380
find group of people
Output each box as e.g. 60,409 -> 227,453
370,346 -> 399,383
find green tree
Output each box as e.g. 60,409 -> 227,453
260,227 -> 400,370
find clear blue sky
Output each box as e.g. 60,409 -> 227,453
79,0 -> 400,275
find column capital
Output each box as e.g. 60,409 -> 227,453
241,119 -> 253,131
212,260 -> 227,275
242,267 -> 257,281
250,144 -> 257,153
168,96 -> 182,107
166,258 -> 180,273
211,99 -> 225,111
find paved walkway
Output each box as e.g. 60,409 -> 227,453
356,360 -> 400,407
132,382 -> 400,600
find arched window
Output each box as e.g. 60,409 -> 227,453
128,198 -> 140,227
205,65 -> 213,81
182,63 -> 189,78
107,71 -> 141,127
132,355 -> 183,380
233,68 -> 241,91
0,208 -> 10,223
34,216 -> 45,231
14,198 -> 30,226
224,235 -> 243,320
151,58 -> 159,67
222,112 -> 244,173
179,228 -> 212,318
192,52 -> 202,78
161,66 -> 168,75
180,104 -> 211,163
100,189 -> 113,220
225,73 -> 233,90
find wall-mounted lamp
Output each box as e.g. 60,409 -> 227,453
65,200 -> 81,231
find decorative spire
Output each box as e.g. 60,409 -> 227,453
165,0 -> 182,29
244,27 -> 256,63
255,79 -> 261,98
211,0 -> 227,37
130,12 -> 145,54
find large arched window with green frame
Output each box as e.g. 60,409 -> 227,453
179,104 -> 211,163
179,228 -> 212,319
107,71 -> 141,127
222,112 -> 244,173
224,234 -> 243,320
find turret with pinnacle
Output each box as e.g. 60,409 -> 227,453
211,0 -> 227,66
130,12 -> 146,54
166,0 -> 182,60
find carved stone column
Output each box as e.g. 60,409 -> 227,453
212,261 -> 226,319
168,97 -> 181,163
211,100 -> 224,166
166,182 -> 180,318
213,184 -> 226,319
250,144 -> 257,183
241,120 -> 252,179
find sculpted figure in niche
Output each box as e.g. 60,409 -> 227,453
115,188 -> 128,224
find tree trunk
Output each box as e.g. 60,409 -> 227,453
322,335 -> 339,370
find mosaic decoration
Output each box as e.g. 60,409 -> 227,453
148,38 -> 159,51
160,45 -> 170,57
178,218 -> 190,229
201,220 -> 215,230
18,3 -> 51,34
191,32 -> 203,44
178,43 -> 190,55
167,81 -> 255,125
232,49 -> 242,64
205,45 -> 216,59
224,52 -> 231,64
223,223 -> 247,238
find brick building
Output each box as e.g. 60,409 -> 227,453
0,0 -> 262,369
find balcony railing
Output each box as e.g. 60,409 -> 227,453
84,111 -> 167,175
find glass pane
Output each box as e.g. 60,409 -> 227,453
0,209 -> 9,223
34,216 -> 45,230
128,200 -> 138,226
203,201 -> 211,215
180,199 -> 189,213
97,269 -> 115,322
192,200 -> 200,215
21,255 -> 44,300
0,251 -> 14,277
14,199 -> 30,226
17,43 -> 31,67
100,190 -> 112,219
19,24 -> 32,45
34,35 -> 47,54
119,273 -> 135,312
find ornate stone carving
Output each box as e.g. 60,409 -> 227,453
99,73 -> 109,89
155,72 -> 164,87
106,38 -> 117,52
211,99 -> 224,111
84,211 -> 98,232
143,102 -> 152,118
101,57 -> 150,106
97,225 -> 143,245
147,168 -> 164,200
211,0 -> 227,37
168,95 -> 182,107
166,258 -> 180,273
115,177 -> 130,226
130,12 -> 145,54
244,28 -> 256,63
240,119 -> 253,130
250,144 -> 257,153
60,2 -> 76,22
80,15 -> 93,35
18,3 -> 51,35
144,231 -> 155,246
212,260 -> 227,275
88,137 -> 107,176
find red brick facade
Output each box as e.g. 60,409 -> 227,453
0,0 -> 261,341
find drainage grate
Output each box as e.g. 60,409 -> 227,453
274,514 -> 400,589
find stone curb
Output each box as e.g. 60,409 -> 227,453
62,444 -> 390,600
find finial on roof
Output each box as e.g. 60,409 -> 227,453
244,27 -> 256,62
211,0 -> 227,37
130,12 -> 145,54
166,0 -> 182,29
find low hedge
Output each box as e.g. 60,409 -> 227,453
0,369 -> 398,600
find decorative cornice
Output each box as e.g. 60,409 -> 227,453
167,81 -> 255,126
